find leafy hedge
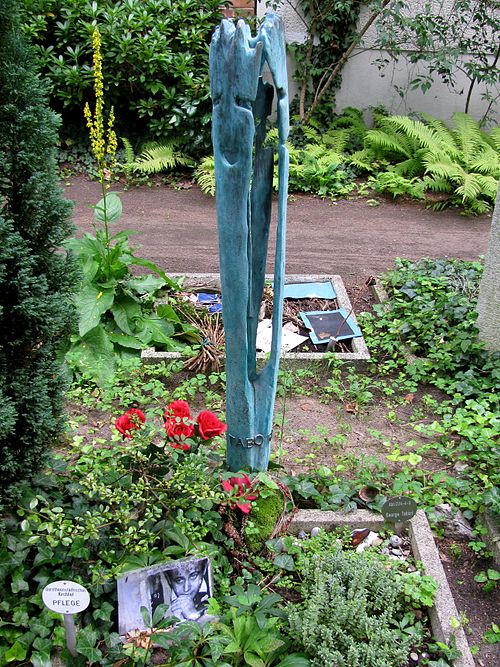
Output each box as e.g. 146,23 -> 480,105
20,0 -> 228,150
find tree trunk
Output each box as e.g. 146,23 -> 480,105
476,181 -> 500,351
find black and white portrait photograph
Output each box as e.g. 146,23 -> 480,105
117,556 -> 212,635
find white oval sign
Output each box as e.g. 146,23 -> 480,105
42,580 -> 90,615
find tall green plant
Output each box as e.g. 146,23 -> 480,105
0,0 -> 77,501
65,28 -> 199,384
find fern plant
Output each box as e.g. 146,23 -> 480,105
350,112 -> 500,214
121,140 -> 193,175
194,155 -> 216,196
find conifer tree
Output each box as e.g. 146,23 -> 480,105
0,0 -> 77,501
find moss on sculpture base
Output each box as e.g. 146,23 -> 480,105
245,490 -> 284,553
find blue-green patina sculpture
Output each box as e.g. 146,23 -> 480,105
209,13 -> 289,471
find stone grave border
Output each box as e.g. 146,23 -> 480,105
142,273 -> 370,368
289,509 -> 474,667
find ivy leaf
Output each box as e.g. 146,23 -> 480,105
76,627 -> 103,663
273,554 -> 295,571
4,641 -> 27,662
77,285 -> 114,337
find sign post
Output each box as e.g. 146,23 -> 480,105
42,580 -> 90,656
381,496 -> 418,532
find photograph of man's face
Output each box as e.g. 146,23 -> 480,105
117,557 -> 212,635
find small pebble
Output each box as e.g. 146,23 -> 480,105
310,526 -> 321,537
420,652 -> 429,660
297,530 -> 308,540
410,651 -> 419,664
389,535 -> 402,547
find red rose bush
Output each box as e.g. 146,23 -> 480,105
163,400 -> 226,451
114,408 -> 146,439
113,401 -> 226,453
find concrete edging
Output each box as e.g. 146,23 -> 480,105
142,273 -> 370,368
289,509 -> 474,667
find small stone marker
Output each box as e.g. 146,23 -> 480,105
42,580 -> 90,656
382,496 -> 417,522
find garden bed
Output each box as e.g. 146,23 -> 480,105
142,273 -> 370,368
289,509 -> 474,667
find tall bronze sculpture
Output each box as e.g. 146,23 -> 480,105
209,14 -> 289,471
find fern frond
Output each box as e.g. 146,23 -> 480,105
302,125 -> 321,143
489,128 -> 500,152
132,143 -> 192,174
322,128 -> 349,153
303,144 -> 327,160
382,116 -> 447,153
365,129 -> 412,158
454,172 -> 483,202
474,174 -> 499,200
263,127 -> 279,147
121,137 -> 135,165
194,156 -> 215,196
392,157 -> 424,177
348,149 -> 377,173
469,147 -> 500,178
422,156 -> 465,182
451,112 -> 484,163
317,151 -> 345,168
422,176 -> 452,193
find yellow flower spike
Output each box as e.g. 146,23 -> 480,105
85,26 -> 116,180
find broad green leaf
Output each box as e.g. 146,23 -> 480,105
138,316 -> 176,348
4,641 -> 27,662
156,303 -> 181,322
111,295 -> 141,335
76,626 -> 102,663
66,325 -> 115,385
273,554 -> 295,571
130,257 -> 180,289
244,652 -> 266,667
77,285 -> 114,337
276,654 -> 311,667
94,192 -> 122,223
126,274 -> 166,296
108,332 -> 144,350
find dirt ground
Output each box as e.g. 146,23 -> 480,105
66,177 -> 498,665
66,176 -> 492,291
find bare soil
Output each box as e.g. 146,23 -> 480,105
66,176 -> 491,290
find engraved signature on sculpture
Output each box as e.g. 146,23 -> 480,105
228,433 -> 273,448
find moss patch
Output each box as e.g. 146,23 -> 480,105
245,490 -> 284,553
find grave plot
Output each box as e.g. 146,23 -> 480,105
142,273 -> 370,369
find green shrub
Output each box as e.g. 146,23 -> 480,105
288,546 -> 424,667
20,0 -> 227,150
0,0 -> 77,501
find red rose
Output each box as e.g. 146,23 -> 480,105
164,400 -> 191,420
221,473 -> 258,514
196,411 -> 227,440
167,441 -> 191,451
115,408 -> 146,439
164,416 -> 194,442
